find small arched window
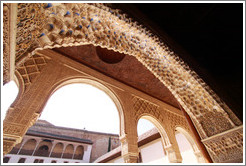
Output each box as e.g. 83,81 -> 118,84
73,145 -> 84,160
36,145 -> 49,157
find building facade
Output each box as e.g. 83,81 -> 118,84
3,120 -> 120,163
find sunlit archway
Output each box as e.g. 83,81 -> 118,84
137,117 -> 169,163
175,127 -> 205,163
39,83 -> 120,134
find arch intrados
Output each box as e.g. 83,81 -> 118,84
54,142 -> 64,147
24,138 -> 37,144
45,77 -> 125,136
52,142 -> 64,151
75,145 -> 84,153
76,145 -> 84,149
137,114 -> 171,147
36,140 -> 52,148
175,127 -> 199,152
65,144 -> 74,149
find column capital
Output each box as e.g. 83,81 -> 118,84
122,152 -> 139,163
119,133 -> 127,142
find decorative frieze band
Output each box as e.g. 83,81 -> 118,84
202,125 -> 243,163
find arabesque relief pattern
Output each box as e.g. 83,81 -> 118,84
202,126 -> 243,163
132,95 -> 201,163
3,3 -> 11,84
132,95 -> 191,135
15,3 -> 46,63
132,95 -> 161,122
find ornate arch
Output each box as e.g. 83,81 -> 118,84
10,3 -> 241,140
46,77 -> 126,137
137,115 -> 171,148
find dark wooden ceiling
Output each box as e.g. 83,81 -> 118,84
53,3 -> 243,121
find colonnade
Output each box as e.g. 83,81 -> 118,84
10,136 -> 85,160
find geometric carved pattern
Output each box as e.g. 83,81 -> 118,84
166,111 -> 190,133
3,140 -> 17,156
132,95 -> 160,121
3,123 -> 26,136
132,95 -> 190,134
202,126 -> 243,163
15,3 -> 46,63
16,54 -> 48,90
3,3 -> 11,84
9,3 -> 241,139
199,111 -> 233,137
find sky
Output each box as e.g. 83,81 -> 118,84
2,81 -> 154,136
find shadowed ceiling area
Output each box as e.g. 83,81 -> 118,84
53,45 -> 180,109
